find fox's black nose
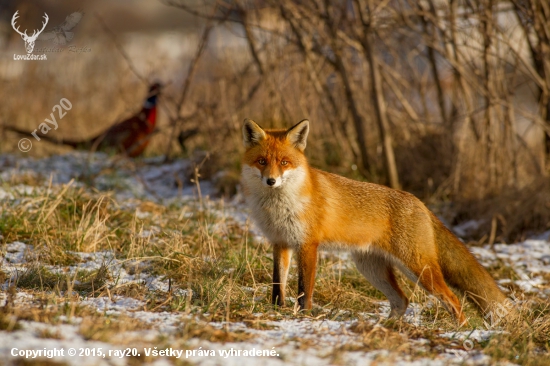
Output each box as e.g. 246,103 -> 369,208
266,178 -> 276,186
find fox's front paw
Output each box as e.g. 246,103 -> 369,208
271,290 -> 286,307
388,309 -> 406,319
272,297 -> 285,307
297,296 -> 305,310
297,294 -> 312,310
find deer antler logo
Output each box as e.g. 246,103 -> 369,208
11,11 -> 49,54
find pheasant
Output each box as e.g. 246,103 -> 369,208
88,82 -> 162,157
5,83 -> 162,157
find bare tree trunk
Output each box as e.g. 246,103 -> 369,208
421,1 -> 447,125
364,32 -> 400,189
448,0 -> 478,193
355,0 -> 400,189
323,0 -> 372,174
481,0 -> 498,190
513,0 -> 550,171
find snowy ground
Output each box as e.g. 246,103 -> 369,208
1,153 -> 548,365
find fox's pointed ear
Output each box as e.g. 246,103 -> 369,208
286,119 -> 310,151
243,118 -> 266,148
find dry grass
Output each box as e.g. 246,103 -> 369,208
15,264 -> 110,293
1,169 -> 549,364
453,177 -> 550,243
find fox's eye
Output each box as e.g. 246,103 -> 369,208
281,160 -> 288,166
258,158 -> 267,165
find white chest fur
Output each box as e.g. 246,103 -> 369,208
242,165 -> 309,246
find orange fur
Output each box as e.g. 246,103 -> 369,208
241,119 -> 508,325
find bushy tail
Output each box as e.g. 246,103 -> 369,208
433,215 -> 507,315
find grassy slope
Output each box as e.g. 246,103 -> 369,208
0,155 -> 549,365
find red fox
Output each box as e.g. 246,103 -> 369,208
241,118 -> 508,325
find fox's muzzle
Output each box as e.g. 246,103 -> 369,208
263,176 -> 282,188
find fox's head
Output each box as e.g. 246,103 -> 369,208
242,119 -> 309,189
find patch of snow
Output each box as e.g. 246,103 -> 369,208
440,329 -> 504,343
81,296 -> 145,312
138,226 -> 161,238
0,153 -> 213,203
0,187 -> 14,200
0,291 -> 33,307
2,241 -> 29,264
470,240 -> 550,297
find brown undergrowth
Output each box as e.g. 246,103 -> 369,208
0,173 -> 549,364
